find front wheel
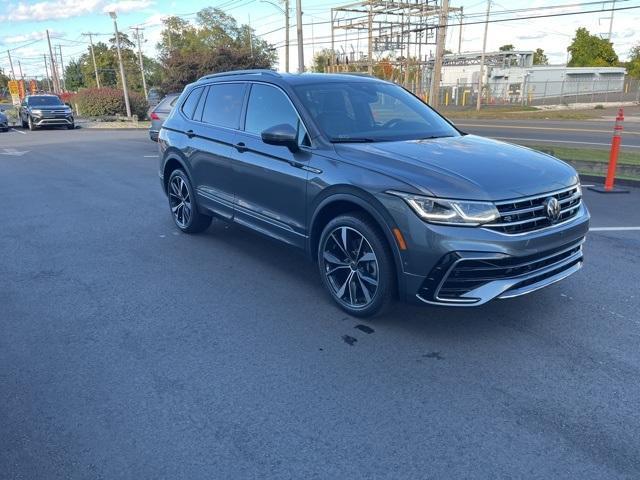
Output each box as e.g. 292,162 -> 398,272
67,123 -> 75,130
167,169 -> 211,233
318,213 -> 395,317
28,116 -> 36,131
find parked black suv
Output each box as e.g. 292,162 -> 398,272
19,94 -> 74,130
158,70 -> 589,317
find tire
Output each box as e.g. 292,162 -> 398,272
167,169 -> 211,233
28,116 -> 36,131
21,117 -> 27,128
317,212 -> 395,317
67,123 -> 75,130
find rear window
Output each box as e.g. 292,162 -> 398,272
156,95 -> 179,112
201,83 -> 246,129
181,88 -> 203,119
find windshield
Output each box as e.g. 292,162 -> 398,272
294,81 -> 460,142
28,96 -> 63,106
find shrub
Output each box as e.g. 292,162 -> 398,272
594,104 -> 604,110
74,87 -> 148,119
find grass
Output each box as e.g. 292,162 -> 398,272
444,106 -> 598,121
522,144 -> 640,166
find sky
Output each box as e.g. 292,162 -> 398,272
1,0 -> 639,80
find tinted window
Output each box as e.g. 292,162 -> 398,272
294,82 -> 459,142
28,96 -> 63,106
245,84 -> 299,135
156,94 -> 179,112
181,88 -> 203,119
201,83 -> 246,129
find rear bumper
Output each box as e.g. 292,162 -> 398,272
149,129 -> 159,141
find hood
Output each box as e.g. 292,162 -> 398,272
333,134 -> 579,201
30,105 -> 69,110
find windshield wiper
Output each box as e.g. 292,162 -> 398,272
419,135 -> 455,140
330,137 -> 376,143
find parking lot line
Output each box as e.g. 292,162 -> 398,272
10,128 -> 26,135
144,155 -> 159,158
590,227 -> 640,231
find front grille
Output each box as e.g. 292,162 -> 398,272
484,185 -> 581,234
420,239 -> 584,302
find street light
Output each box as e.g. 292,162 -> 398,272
109,11 -> 132,118
260,0 -> 289,73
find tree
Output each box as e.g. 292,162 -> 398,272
499,44 -> 515,51
533,48 -> 549,65
64,60 -> 85,91
311,49 -> 332,72
0,68 -> 9,91
627,44 -> 640,78
567,27 -> 618,67
157,8 -> 277,92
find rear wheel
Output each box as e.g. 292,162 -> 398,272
167,169 -> 211,233
318,213 -> 395,317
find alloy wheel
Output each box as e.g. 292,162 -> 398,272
168,175 -> 192,228
321,226 -> 379,308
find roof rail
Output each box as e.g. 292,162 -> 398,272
197,69 -> 281,82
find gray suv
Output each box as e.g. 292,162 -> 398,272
158,70 -> 589,317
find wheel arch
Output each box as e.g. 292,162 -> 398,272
161,149 -> 192,195
308,187 -> 405,296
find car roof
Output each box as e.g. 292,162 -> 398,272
195,70 -> 386,87
26,94 -> 60,99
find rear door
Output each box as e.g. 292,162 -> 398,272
189,82 -> 247,220
230,82 -> 311,247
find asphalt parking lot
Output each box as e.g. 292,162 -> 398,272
1,128 -> 640,479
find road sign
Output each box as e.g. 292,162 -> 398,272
29,80 -> 37,94
8,80 -> 19,96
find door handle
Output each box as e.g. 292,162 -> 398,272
235,142 -> 248,153
186,130 -> 195,138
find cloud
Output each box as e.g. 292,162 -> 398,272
102,0 -> 153,14
0,0 -> 152,22
0,30 -> 58,44
517,33 -> 546,41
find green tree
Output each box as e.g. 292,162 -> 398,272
626,44 -> 640,78
499,44 -> 515,51
533,48 -> 549,65
0,68 -> 10,91
64,60 -> 85,91
311,49 -> 332,72
157,8 -> 277,92
567,27 -> 618,67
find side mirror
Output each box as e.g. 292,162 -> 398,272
261,123 -> 299,152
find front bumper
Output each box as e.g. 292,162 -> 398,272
32,114 -> 73,126
385,195 -> 590,306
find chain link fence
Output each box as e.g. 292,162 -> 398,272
413,76 -> 640,110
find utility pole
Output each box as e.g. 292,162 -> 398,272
429,0 -> 449,108
476,0 -> 491,111
83,33 -> 101,88
367,0 -> 373,75
284,0 -> 290,72
458,6 -> 463,54
607,0 -> 616,40
58,45 -> 66,91
130,26 -> 148,98
43,55 -> 52,92
46,30 -> 60,93
17,60 -> 24,80
109,11 -> 132,118
7,50 -> 16,79
295,0 -> 304,72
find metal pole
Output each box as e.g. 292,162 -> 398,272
330,8 -> 335,69
43,55 -> 52,91
607,0 -> 615,40
131,27 -> 148,98
285,0 -> 290,72
58,45 -> 66,91
17,60 -> 24,81
295,0 -> 304,72
84,33 -> 101,88
458,6 -> 463,54
430,0 -> 449,108
46,30 -> 60,93
476,0 -> 491,111
110,12 -> 132,118
7,50 -> 16,79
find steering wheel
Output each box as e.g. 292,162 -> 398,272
382,118 -> 404,130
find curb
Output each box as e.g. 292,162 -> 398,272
579,174 -> 640,188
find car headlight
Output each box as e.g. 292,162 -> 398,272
388,191 -> 500,226
31,109 -> 43,115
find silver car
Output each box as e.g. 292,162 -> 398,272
149,93 -> 180,142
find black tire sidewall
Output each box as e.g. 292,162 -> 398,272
167,169 -> 211,233
317,214 -> 395,317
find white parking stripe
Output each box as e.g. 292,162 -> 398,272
590,227 -> 640,231
10,128 -> 26,135
144,155 -> 159,158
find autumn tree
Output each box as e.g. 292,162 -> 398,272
567,27 -> 618,67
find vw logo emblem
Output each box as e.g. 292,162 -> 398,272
543,197 -> 561,223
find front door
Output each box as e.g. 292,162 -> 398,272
231,83 -> 311,248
